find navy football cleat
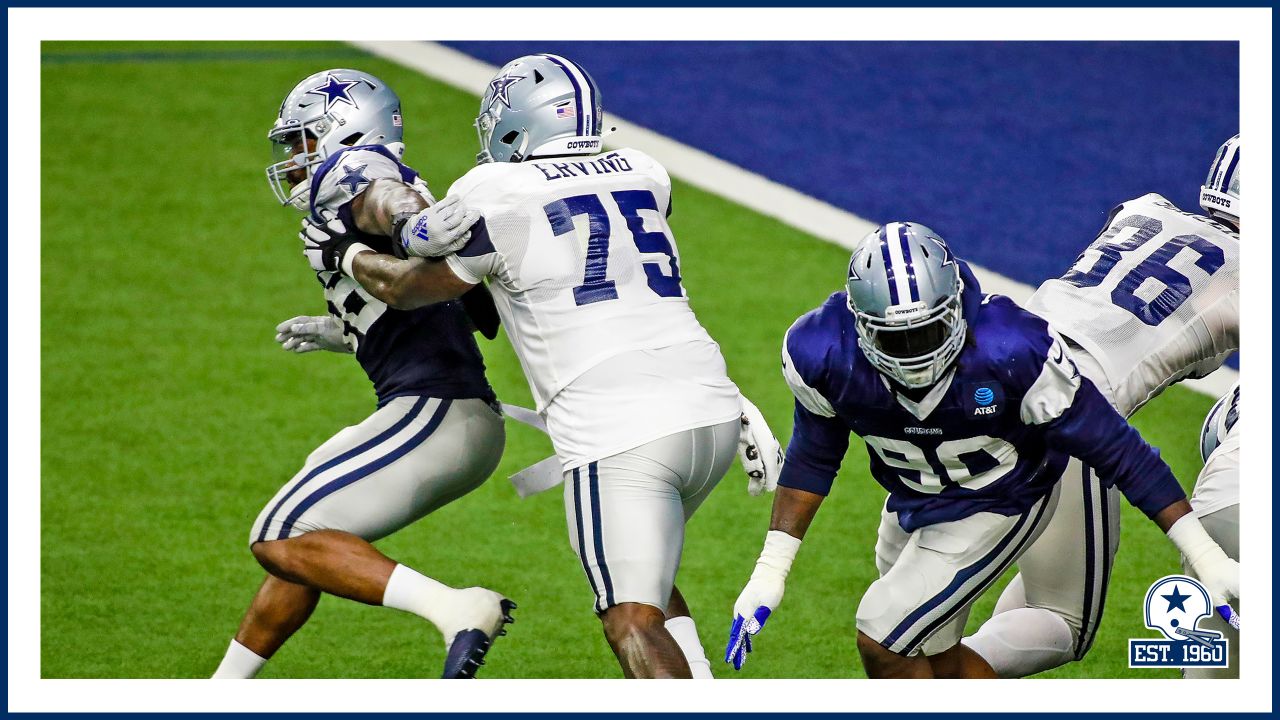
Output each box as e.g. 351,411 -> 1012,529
441,598 -> 516,679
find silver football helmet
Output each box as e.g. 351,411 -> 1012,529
1200,134 -> 1240,227
475,54 -> 604,164
266,68 -> 404,210
846,222 -> 966,389
1198,382 -> 1238,463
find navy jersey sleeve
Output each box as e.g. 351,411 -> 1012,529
776,306 -> 852,496
779,403 -> 851,496
1042,377 -> 1187,519
1010,316 -> 1187,519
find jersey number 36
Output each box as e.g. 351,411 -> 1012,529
543,190 -> 683,306
1060,214 -> 1226,327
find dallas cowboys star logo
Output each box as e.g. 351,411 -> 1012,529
925,233 -> 956,267
308,73 -> 360,112
338,164 -> 369,194
487,72 -> 526,109
1161,584 -> 1191,613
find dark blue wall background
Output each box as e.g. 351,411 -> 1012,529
446,41 -> 1238,287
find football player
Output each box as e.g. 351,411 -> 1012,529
299,54 -> 782,678
723,222 -> 1238,678
962,135 -> 1240,677
213,69 -> 513,680
1184,383 -> 1239,679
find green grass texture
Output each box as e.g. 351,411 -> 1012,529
41,41 -> 1210,679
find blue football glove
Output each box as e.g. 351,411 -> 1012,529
724,530 -> 801,671
726,604 -> 774,670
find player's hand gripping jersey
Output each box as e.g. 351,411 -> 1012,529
1028,193 -> 1239,416
309,145 -> 495,406
780,264 -> 1185,532
443,148 -> 740,467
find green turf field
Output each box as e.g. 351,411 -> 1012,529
41,41 -> 1213,679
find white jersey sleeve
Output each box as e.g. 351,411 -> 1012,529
447,148 -> 739,464
1027,193 -> 1239,416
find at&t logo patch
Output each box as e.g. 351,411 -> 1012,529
963,382 -> 1003,418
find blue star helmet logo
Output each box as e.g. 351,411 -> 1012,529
1161,584 -> 1192,613
488,72 -> 526,110
308,73 -> 361,112
338,164 -> 370,194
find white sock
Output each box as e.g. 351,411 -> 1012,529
211,639 -> 267,679
962,607 -> 1076,678
381,564 -> 457,633
666,616 -> 714,679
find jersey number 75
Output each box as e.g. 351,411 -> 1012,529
543,190 -> 683,306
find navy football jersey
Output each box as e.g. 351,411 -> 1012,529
779,262 -> 1185,532
307,145 -> 495,406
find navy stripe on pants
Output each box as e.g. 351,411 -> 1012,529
588,463 -> 616,610
274,399 -> 451,540
255,396 -> 429,543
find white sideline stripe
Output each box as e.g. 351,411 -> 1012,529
352,40 -> 1237,400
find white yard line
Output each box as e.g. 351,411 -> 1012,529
353,40 -> 1237,400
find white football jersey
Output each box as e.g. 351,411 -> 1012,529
1027,193 -> 1239,416
445,148 -> 740,468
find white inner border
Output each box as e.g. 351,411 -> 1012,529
10,7 -> 1272,714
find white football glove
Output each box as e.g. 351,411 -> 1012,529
274,315 -> 351,354
1167,514 -> 1239,607
725,530 -> 801,671
739,395 -> 783,496
399,195 -> 481,259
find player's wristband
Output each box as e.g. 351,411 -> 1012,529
390,211 -> 416,260
753,530 -> 802,580
1166,513 -> 1225,567
340,242 -> 375,278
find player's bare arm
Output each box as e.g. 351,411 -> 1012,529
767,485 -> 825,539
1153,498 -> 1195,533
724,486 -> 819,670
351,252 -> 476,310
297,214 -> 477,309
350,178 -> 428,237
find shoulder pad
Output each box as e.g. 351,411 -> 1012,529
783,293 -> 850,385
447,162 -> 511,201
968,296 -> 1059,390
310,145 -> 419,220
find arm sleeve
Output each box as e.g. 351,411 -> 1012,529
777,402 -> 851,496
1017,329 -> 1186,519
776,322 -> 850,496
1041,379 -> 1187,519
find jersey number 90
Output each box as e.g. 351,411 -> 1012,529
543,190 -> 683,306
863,435 -> 1019,494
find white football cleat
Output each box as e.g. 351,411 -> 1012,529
439,588 -> 516,679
